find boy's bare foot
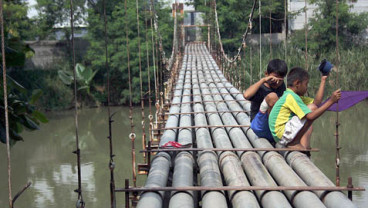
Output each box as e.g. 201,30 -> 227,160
287,143 -> 306,150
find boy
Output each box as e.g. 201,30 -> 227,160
269,67 -> 341,149
243,59 -> 288,142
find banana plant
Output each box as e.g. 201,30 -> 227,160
0,76 -> 48,146
58,63 -> 99,94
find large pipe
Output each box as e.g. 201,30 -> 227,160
203,44 -> 355,208
169,152 -> 195,208
136,152 -> 171,208
169,61 -> 195,208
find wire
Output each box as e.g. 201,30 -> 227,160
135,0 -> 147,163
284,0 -> 287,62
335,0 -> 341,187
69,0 -> 85,206
124,0 -> 137,187
259,0 -> 262,79
214,0 -> 257,63
304,0 -> 308,70
0,0 -> 13,207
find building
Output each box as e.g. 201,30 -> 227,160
289,0 -> 368,31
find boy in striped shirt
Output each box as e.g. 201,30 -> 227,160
269,67 -> 341,149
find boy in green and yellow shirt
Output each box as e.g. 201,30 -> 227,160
269,67 -> 341,149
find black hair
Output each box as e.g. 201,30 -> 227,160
267,59 -> 288,77
287,67 -> 310,87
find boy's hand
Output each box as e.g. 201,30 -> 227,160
331,89 -> 341,103
264,76 -> 282,84
321,75 -> 328,81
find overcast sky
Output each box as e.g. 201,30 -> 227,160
27,0 -> 38,18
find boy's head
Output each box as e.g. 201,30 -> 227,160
266,59 -> 288,89
287,67 -> 310,95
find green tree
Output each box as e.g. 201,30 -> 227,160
35,0 -> 87,40
192,0 -> 285,53
1,0 -> 36,67
0,79 -> 48,146
1,1 -> 48,145
291,0 -> 368,53
85,0 -> 174,104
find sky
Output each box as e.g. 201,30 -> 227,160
26,0 -> 38,18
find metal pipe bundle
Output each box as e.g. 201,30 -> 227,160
137,53 -> 188,208
193,60 -> 259,208
169,55 -> 195,208
195,50 -> 291,208
190,52 -> 228,208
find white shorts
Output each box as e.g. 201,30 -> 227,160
280,116 -> 306,146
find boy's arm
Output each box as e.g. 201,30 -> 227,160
313,76 -> 328,105
243,76 -> 280,99
306,89 -> 341,121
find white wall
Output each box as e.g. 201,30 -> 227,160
170,0 -> 195,11
289,0 -> 368,31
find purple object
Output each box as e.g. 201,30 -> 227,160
322,91 -> 368,112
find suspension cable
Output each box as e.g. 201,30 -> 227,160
149,3 -> 159,126
259,0 -> 262,79
242,42 -> 246,91
102,0 -> 116,207
214,0 -> 257,63
304,0 -> 308,70
144,1 -> 153,167
145,2 -> 152,118
167,0 -> 178,71
124,0 -> 137,187
0,0 -> 12,207
335,0 -> 341,187
250,33 -> 253,85
284,0 -> 287,62
69,0 -> 85,207
269,0 -> 272,59
135,0 -> 147,163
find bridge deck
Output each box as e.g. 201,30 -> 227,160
136,43 -> 355,208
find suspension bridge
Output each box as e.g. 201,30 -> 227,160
1,0 -> 366,208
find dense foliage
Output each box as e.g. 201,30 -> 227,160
0,78 -> 48,146
192,0 -> 285,52
1,1 -> 50,146
291,0 -> 368,54
35,0 -> 87,40
85,0 -> 174,104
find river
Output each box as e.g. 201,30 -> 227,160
0,103 -> 367,207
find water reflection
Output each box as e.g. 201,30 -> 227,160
0,104 -> 367,207
312,102 -> 368,206
0,107 -> 146,207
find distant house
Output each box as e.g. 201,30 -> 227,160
170,0 -> 205,42
288,0 -> 368,37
